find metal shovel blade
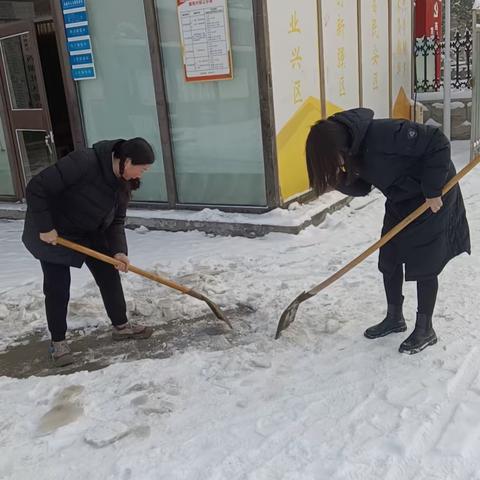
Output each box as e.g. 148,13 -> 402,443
275,291 -> 314,339
192,291 -> 232,329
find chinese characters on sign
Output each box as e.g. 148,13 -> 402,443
395,0 -> 409,77
322,0 -> 359,110
336,6 -> 347,97
60,0 -> 96,80
360,0 -> 389,117
266,0 -> 322,130
289,10 -> 303,104
177,0 -> 233,82
371,0 -> 379,91
390,0 -> 412,114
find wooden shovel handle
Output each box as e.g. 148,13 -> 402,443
56,237 -> 192,295
309,155 -> 480,296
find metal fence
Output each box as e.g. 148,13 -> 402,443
414,28 -> 473,92
472,10 -> 480,158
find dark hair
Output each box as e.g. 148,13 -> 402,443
305,120 -> 349,195
113,137 -> 155,191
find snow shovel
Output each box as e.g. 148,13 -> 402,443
56,237 -> 231,329
275,154 -> 480,339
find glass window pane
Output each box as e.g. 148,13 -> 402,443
0,118 -> 14,195
17,130 -> 55,183
0,1 -> 50,21
0,34 -> 42,109
156,0 -> 266,206
77,0 -> 167,202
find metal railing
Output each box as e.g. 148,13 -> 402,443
471,10 -> 480,158
414,28 -> 473,92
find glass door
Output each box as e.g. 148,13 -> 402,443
0,21 -> 55,187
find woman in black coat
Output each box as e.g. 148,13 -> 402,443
22,137 -> 155,367
306,108 -> 470,355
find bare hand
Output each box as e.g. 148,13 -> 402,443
40,229 -> 58,245
114,253 -> 130,272
426,196 -> 443,213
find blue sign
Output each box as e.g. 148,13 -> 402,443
66,25 -> 89,37
61,0 -> 85,9
63,11 -> 88,26
69,53 -> 93,66
61,0 -> 95,80
68,39 -> 91,52
72,66 -> 96,80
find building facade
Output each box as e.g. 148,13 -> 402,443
0,0 -> 413,211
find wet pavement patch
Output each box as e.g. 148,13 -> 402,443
0,304 -> 255,379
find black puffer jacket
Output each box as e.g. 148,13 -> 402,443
22,140 -> 130,267
332,108 -> 470,281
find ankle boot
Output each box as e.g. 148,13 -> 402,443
399,313 -> 437,355
364,299 -> 407,339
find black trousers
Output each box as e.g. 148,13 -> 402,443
41,257 -> 128,342
383,263 -> 438,316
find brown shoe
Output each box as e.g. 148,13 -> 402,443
49,341 -> 74,367
112,322 -> 153,341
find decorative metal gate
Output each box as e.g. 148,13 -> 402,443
414,29 -> 472,93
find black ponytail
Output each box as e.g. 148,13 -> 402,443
113,138 -> 155,193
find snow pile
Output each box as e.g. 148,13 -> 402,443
128,190 -> 347,227
425,118 -> 442,127
431,101 -> 466,111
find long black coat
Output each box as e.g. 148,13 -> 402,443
22,139 -> 130,267
332,108 -> 470,281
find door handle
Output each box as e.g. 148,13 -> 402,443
44,131 -> 54,156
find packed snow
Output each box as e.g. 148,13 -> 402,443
1,141 -> 480,479
127,190 -> 346,227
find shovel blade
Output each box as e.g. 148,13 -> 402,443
203,297 -> 232,329
186,289 -> 231,329
275,291 -> 315,339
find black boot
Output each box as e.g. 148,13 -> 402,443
399,313 -> 437,355
364,301 -> 407,339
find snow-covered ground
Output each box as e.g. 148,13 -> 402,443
1,141 -> 480,479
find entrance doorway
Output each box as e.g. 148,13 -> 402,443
0,17 -> 73,197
